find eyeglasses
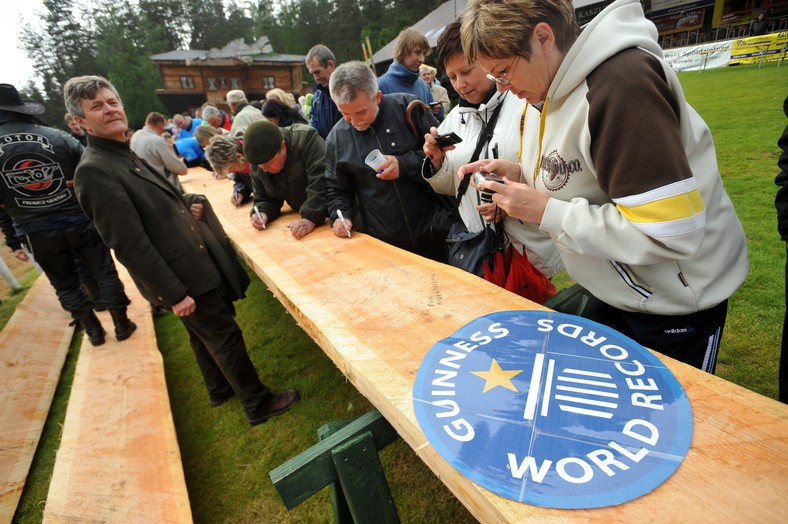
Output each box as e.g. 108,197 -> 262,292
486,55 -> 520,86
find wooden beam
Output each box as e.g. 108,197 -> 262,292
43,263 -> 192,523
182,167 -> 788,523
0,277 -> 73,521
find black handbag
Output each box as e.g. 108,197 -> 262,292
446,221 -> 498,277
444,101 -> 505,277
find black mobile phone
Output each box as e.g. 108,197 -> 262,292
435,132 -> 462,148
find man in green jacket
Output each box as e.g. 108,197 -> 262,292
64,75 -> 299,426
243,120 -> 327,239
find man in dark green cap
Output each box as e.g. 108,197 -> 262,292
244,120 -> 328,239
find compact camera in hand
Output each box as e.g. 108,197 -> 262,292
472,172 -> 505,203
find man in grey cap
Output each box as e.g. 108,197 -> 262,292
0,83 -> 135,345
226,89 -> 263,136
243,120 -> 327,239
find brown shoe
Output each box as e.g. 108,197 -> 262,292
248,389 -> 300,426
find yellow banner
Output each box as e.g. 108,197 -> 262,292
729,32 -> 788,65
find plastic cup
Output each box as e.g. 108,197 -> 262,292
365,149 -> 385,171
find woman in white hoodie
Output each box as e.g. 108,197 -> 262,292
457,0 -> 749,373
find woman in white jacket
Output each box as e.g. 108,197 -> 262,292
422,20 -> 563,280
458,0 -> 749,373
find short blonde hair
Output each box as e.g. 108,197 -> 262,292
394,28 -> 430,63
461,0 -> 579,63
265,88 -> 296,107
419,64 -> 437,75
193,124 -> 221,147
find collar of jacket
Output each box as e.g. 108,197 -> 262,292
457,88 -> 507,121
458,86 -> 500,110
87,133 -> 131,152
0,109 -> 44,126
386,61 -> 419,85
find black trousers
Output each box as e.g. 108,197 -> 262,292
582,294 -> 729,374
781,247 -> 788,403
26,223 -> 129,317
179,289 -> 272,420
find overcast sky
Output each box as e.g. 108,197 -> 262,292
2,1 -> 46,89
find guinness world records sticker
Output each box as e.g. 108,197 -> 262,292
412,311 -> 693,509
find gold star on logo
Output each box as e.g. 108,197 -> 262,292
470,359 -> 523,393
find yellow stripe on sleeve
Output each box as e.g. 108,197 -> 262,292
616,189 -> 705,224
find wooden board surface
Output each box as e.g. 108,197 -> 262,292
182,168 -> 788,522
0,276 -> 73,521
43,263 -> 192,523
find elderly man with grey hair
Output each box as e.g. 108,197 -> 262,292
305,44 -> 343,139
324,61 -> 447,262
64,74 -> 300,425
201,104 -> 232,131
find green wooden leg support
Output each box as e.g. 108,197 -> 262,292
269,409 -> 401,521
331,431 -> 399,523
318,421 -> 352,524
544,283 -> 591,316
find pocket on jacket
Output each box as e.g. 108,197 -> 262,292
158,244 -> 184,261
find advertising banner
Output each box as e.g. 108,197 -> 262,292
652,7 -> 706,34
649,0 -> 715,17
729,32 -> 788,65
663,40 -> 733,71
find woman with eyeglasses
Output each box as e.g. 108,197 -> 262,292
421,20 -> 563,282
457,0 -> 748,374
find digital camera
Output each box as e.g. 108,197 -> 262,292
472,172 -> 505,203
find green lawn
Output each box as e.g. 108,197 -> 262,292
678,63 -> 787,397
10,62 -> 788,523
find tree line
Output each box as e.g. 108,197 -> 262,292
21,0 -> 446,129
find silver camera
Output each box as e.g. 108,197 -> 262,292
472,172 -> 505,203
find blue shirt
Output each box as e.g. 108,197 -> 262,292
309,84 -> 343,140
176,118 -> 203,141
174,137 -> 204,162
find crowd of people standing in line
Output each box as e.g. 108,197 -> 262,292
3,0 -> 783,429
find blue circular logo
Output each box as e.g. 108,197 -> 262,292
413,311 -> 693,509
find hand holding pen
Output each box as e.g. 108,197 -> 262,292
333,210 -> 352,238
251,205 -> 267,230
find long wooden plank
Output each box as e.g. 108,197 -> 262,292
182,168 -> 788,522
43,263 -> 192,523
0,276 -> 73,521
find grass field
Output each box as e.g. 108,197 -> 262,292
8,62 -> 788,523
678,64 -> 787,397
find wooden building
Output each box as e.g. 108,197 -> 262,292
151,36 -> 305,116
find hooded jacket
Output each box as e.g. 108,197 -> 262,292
424,90 -> 563,278
378,61 -> 442,119
531,0 -> 747,314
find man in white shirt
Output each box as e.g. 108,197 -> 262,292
227,89 -> 263,136
130,112 -> 188,191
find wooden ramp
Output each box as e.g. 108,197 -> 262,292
43,264 -> 192,523
0,276 -> 73,521
184,167 -> 788,522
